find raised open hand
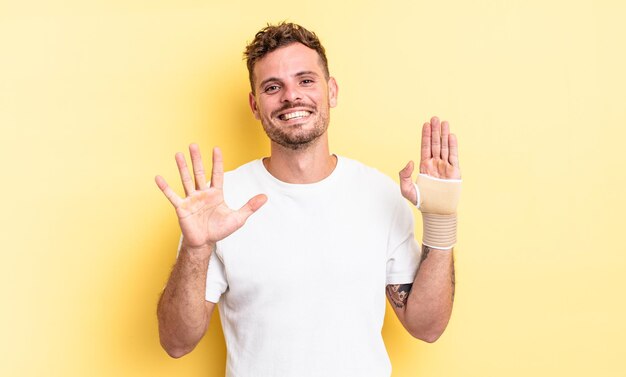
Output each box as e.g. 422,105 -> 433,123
155,144 -> 267,253
399,116 -> 461,205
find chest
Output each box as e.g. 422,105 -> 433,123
216,192 -> 392,301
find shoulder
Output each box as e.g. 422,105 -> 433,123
223,159 -> 262,182
337,156 -> 399,194
337,156 -> 412,224
221,159 -> 265,206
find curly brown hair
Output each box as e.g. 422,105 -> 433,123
244,22 -> 329,93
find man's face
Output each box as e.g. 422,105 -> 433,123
249,43 -> 338,150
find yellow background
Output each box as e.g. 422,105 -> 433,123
2,0 -> 625,376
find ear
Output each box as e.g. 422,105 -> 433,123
248,92 -> 261,120
328,77 -> 338,108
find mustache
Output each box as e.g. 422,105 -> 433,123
271,103 -> 316,118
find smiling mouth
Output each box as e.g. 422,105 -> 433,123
278,110 -> 311,121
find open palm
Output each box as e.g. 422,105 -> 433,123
399,116 -> 461,205
155,144 -> 267,251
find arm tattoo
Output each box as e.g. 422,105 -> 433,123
385,246 -> 428,309
386,283 -> 413,309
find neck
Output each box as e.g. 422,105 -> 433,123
263,135 -> 336,184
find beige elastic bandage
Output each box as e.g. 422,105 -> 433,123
414,174 -> 462,250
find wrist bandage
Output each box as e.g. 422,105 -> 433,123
414,174 -> 461,250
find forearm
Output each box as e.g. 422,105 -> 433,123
404,245 -> 455,342
393,116 -> 460,342
157,243 -> 215,357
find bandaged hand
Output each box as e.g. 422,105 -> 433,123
399,116 -> 461,250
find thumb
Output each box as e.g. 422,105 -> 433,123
399,161 -> 417,205
235,194 -> 268,225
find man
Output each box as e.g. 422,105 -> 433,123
155,23 -> 460,377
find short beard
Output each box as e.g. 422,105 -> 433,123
261,106 -> 329,151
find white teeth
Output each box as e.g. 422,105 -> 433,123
281,111 -> 310,120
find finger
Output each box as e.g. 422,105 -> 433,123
234,194 -> 268,226
441,120 -> 450,161
210,147 -> 224,189
189,143 -> 208,190
449,133 -> 460,168
155,175 -> 183,207
431,116 -> 441,159
175,152 -> 195,196
420,122 -> 432,162
399,160 -> 414,180
399,161 -> 417,205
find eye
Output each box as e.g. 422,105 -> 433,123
264,85 -> 280,94
301,79 -> 314,86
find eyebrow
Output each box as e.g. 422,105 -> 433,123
295,70 -> 319,78
258,71 -> 320,90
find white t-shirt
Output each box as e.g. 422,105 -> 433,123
205,156 -> 421,377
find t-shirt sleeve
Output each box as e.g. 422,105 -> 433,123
205,249 -> 228,303
176,235 -> 228,303
386,198 -> 422,285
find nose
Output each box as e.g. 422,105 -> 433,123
280,83 -> 302,103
